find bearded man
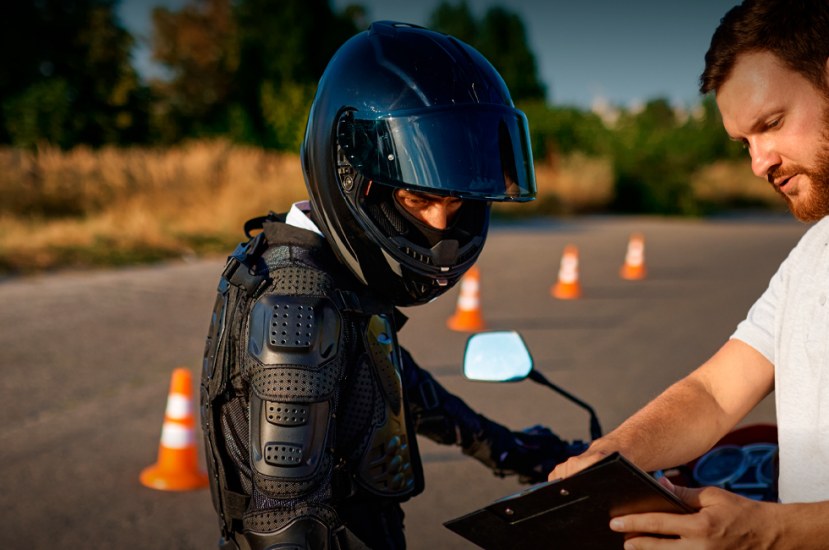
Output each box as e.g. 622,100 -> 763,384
548,1 -> 829,547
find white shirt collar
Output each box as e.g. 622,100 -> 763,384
285,200 -> 324,237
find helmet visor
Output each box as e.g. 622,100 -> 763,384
337,105 -> 536,201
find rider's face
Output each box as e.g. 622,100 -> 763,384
717,51 -> 829,222
394,189 -> 463,230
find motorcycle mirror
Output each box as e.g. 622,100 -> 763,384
463,330 -> 533,382
463,329 -> 604,440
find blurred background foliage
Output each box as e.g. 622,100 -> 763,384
0,0 -> 778,273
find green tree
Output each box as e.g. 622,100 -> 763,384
259,80 -> 316,152
429,2 -> 546,102
0,0 -> 148,147
609,99 -> 684,213
428,1 -> 477,43
607,97 -> 746,215
682,95 -> 744,163
520,101 -> 611,160
477,7 -> 545,101
2,79 -> 72,148
234,0 -> 360,148
151,0 -> 361,149
150,0 -> 239,142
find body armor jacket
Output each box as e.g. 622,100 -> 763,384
202,214 -> 425,549
202,213 -> 562,549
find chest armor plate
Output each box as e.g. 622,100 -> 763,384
352,314 -> 421,498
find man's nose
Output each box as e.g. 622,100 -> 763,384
749,136 -> 781,179
422,205 -> 451,230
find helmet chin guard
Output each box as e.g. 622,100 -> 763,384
301,21 -> 535,306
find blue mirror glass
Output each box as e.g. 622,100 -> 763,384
463,331 -> 533,382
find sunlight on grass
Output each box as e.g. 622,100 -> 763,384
0,141 -> 777,275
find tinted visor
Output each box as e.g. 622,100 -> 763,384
337,105 -> 536,201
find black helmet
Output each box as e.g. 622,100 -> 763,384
301,21 -> 536,306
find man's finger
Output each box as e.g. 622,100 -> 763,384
610,511 -> 693,536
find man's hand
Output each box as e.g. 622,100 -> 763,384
547,445 -> 615,481
609,477 -> 776,549
496,425 -> 575,484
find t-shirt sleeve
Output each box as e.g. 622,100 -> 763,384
730,272 -> 780,364
729,226 -> 811,365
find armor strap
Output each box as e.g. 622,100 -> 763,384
331,288 -> 408,329
222,232 -> 269,296
244,211 -> 283,238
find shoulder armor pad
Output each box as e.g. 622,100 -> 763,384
248,294 -> 341,370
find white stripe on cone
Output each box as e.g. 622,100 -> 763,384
457,278 -> 480,311
160,422 -> 195,449
165,394 -> 191,420
626,239 -> 644,267
559,254 -> 578,283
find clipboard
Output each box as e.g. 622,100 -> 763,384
444,452 -> 693,550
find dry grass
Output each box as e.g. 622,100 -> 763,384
538,152 -> 615,211
691,159 -> 782,209
493,152 -> 615,218
0,142 -> 777,274
0,140 -> 308,273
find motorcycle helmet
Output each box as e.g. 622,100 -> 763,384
301,20 -> 536,306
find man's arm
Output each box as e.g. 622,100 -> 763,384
549,338 -> 774,479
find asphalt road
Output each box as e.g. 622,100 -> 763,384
0,215 -> 807,549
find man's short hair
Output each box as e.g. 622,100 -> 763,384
700,0 -> 829,95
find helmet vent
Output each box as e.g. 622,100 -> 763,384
402,246 -> 433,265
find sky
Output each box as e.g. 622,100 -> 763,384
118,0 -> 742,111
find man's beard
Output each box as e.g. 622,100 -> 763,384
771,112 -> 829,222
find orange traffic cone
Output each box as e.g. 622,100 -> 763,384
447,265 -> 486,332
551,245 -> 582,300
620,233 -> 646,280
140,368 -> 208,491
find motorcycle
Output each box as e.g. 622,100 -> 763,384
447,330 -> 779,548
